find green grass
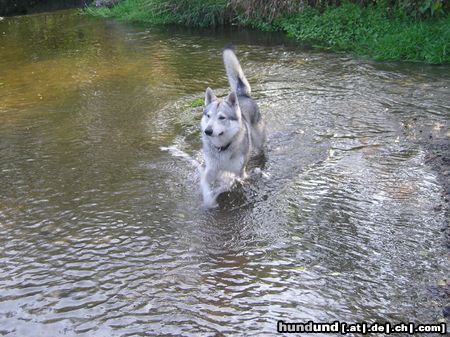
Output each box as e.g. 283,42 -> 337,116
268,3 -> 450,64
84,0 -> 230,27
188,97 -> 204,108
85,1 -> 450,64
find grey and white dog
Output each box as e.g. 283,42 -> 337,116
201,44 -> 265,207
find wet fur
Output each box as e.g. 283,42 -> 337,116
201,45 -> 265,207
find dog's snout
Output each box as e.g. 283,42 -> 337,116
204,128 -> 213,136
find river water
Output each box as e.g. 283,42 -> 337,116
0,10 -> 449,337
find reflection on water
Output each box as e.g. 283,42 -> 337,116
1,10 -> 449,337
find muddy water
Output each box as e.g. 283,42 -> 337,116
1,10 -> 449,337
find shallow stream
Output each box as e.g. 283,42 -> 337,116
0,10 -> 449,336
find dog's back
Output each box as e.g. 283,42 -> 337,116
223,45 -> 265,153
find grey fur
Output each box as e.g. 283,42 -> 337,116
223,45 -> 251,97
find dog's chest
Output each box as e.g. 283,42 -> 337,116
206,149 -> 244,175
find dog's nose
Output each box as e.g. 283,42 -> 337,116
204,128 -> 213,136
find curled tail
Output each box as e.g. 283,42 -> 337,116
223,44 -> 251,97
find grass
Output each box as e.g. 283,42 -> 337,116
266,3 -> 450,64
85,1 -> 450,64
188,97 -> 205,108
84,0 -> 230,27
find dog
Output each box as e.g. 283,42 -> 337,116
200,44 -> 265,207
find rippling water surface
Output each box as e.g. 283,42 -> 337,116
0,10 -> 449,337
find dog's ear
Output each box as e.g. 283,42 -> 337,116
226,91 -> 238,107
226,92 -> 241,120
205,87 -> 217,106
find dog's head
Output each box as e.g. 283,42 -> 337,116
201,87 -> 242,147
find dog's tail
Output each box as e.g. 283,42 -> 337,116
223,44 -> 251,97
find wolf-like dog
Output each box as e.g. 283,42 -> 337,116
201,44 -> 265,207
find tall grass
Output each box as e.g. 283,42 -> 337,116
268,2 -> 450,63
85,0 -> 231,27
85,0 -> 450,64
230,0 -> 449,20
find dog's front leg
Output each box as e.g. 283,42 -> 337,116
237,155 -> 248,180
201,167 -> 218,208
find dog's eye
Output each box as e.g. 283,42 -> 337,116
204,113 -> 210,118
218,116 -> 226,120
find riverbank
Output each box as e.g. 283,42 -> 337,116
85,0 -> 449,64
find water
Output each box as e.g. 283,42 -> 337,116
1,10 -> 449,337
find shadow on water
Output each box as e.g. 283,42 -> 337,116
0,9 -> 449,337
0,1 -> 93,17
